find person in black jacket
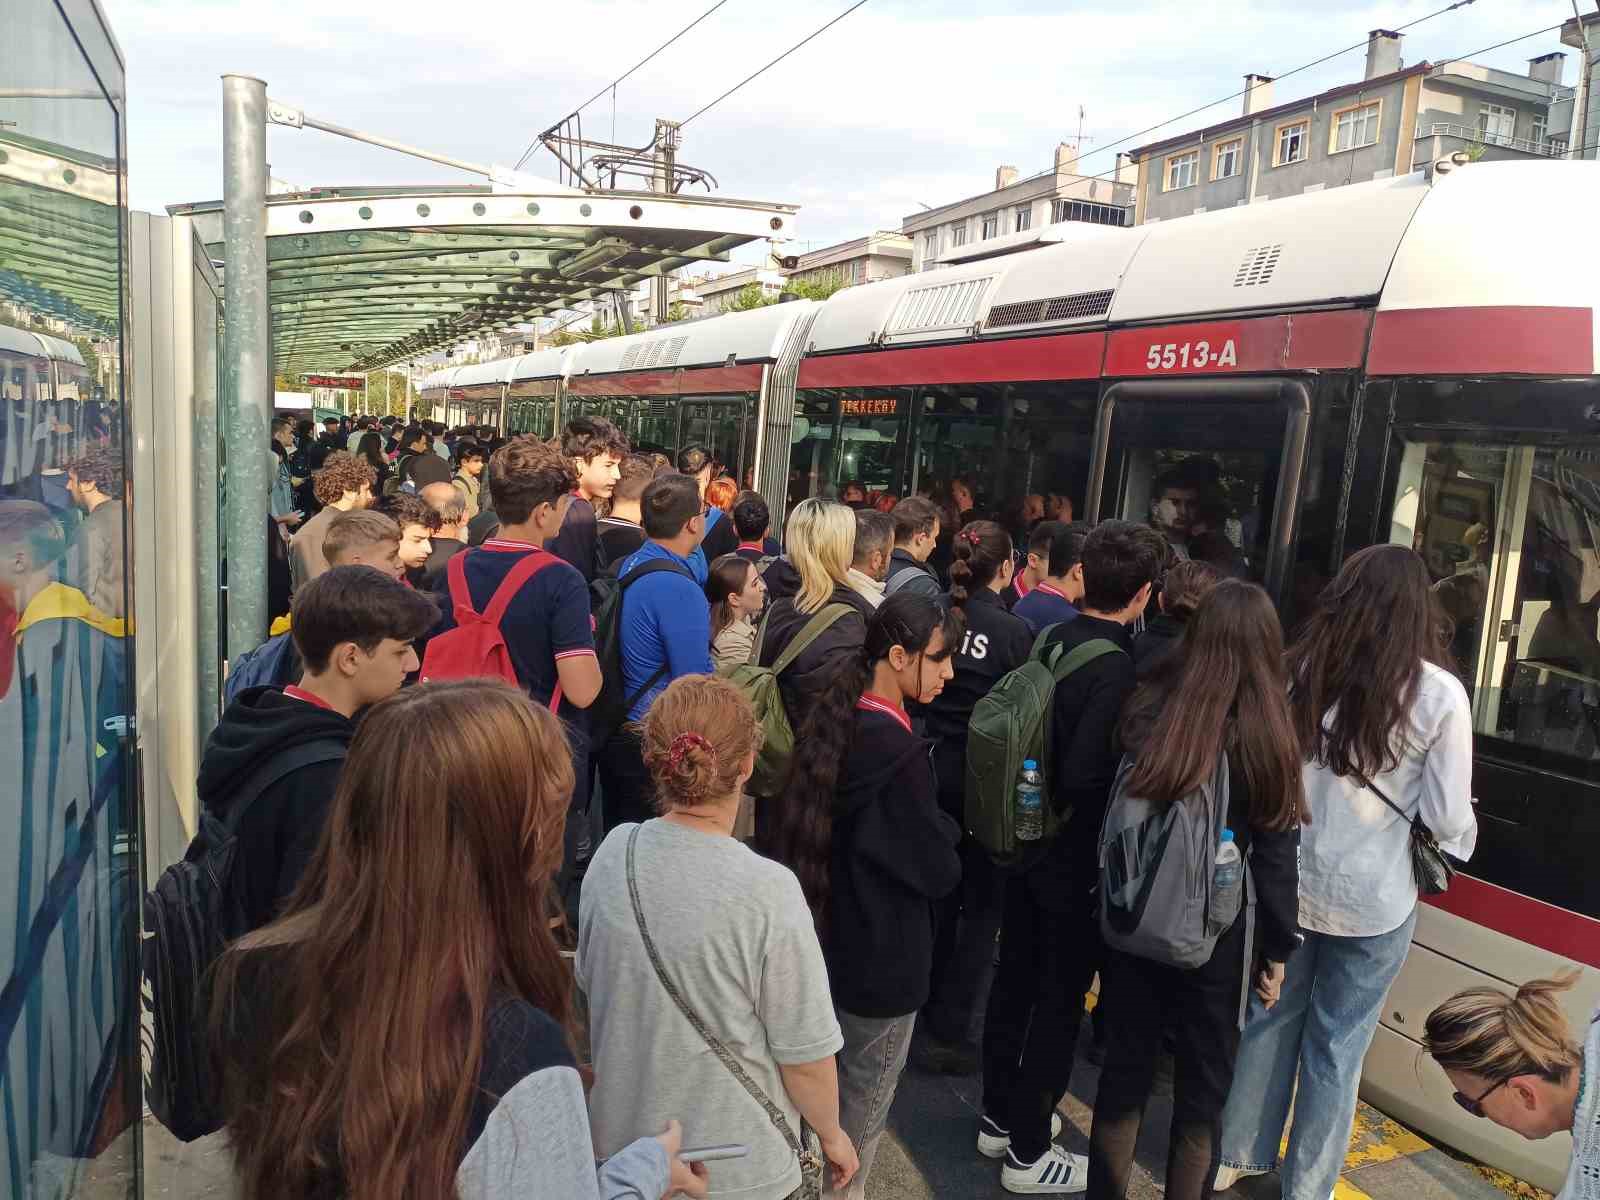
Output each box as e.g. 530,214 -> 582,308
1087,579 -> 1304,1200
1133,558 -> 1224,679
918,520 -> 1034,1076
979,520 -> 1168,1194
771,592 -> 964,1200
197,566 -> 437,935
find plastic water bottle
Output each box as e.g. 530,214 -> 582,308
1014,760 -> 1045,842
1214,828 -> 1243,903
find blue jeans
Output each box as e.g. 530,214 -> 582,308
1218,908 -> 1417,1200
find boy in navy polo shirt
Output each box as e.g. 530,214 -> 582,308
599,473 -> 713,829
432,436 -> 602,917
547,416 -> 629,583
1013,521 -> 1089,635
731,490 -> 781,562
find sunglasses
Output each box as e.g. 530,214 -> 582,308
1452,1076 -> 1508,1118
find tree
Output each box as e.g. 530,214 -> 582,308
727,283 -> 778,312
782,270 -> 850,302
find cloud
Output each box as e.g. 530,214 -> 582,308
108,0 -> 1569,249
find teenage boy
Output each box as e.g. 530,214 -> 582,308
451,441 -> 486,520
549,416 -> 629,583
678,444 -> 738,564
1012,522 -> 1090,635
731,491 -> 780,561
323,510 -> 404,579
374,492 -> 439,581
290,451 -> 376,592
432,435 -> 602,915
884,496 -> 943,600
1001,520 -> 1065,609
601,473 -> 711,829
978,520 -> 1165,1194
198,566 -> 437,934
596,453 -> 654,574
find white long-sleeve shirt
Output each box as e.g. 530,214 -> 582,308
1298,660 -> 1479,938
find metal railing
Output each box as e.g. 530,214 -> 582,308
1417,123 -> 1563,158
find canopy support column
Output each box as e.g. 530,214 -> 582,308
221,73 -> 272,658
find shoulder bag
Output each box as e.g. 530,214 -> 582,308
625,825 -> 824,1199
1353,771 -> 1456,895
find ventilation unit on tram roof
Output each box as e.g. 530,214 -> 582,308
1233,244 -> 1284,288
985,288 -> 1117,330
883,276 -> 996,338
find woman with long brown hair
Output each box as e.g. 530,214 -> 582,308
1086,580 -> 1305,1200
1218,545 -> 1479,1200
211,680 -> 706,1200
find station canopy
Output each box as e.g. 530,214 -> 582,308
170,182 -> 798,374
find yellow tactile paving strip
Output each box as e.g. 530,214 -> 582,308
1328,1102 -> 1550,1200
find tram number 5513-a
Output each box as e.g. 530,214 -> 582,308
1144,339 -> 1239,371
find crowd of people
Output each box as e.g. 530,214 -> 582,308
172,406 -> 1600,1200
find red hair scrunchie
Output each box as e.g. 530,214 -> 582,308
667,731 -> 712,770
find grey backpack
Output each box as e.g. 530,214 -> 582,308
1098,752 -> 1254,976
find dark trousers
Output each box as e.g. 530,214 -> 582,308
553,728 -> 592,927
1085,914 -> 1248,1200
980,872 -> 1099,1164
925,833 -> 1004,1045
598,726 -> 656,833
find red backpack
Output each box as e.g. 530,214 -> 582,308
420,548 -> 564,709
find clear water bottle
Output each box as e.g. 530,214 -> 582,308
1213,828 -> 1243,904
1014,760 -> 1044,842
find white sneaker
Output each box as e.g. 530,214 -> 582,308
977,1111 -> 1065,1159
1213,1162 -> 1269,1191
1001,1144 -> 1088,1194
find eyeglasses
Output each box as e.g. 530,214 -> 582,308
1452,1076 -> 1509,1118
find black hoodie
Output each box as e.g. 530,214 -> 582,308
756,567 -> 871,716
825,704 -> 962,1018
197,686 -> 354,933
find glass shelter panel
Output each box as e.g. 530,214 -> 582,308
1,2 -> 138,1196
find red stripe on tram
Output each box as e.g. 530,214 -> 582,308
1367,306 -> 1595,376
1424,874 -> 1600,970
797,331 -> 1105,388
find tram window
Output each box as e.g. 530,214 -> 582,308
680,394 -> 756,486
790,388 -> 912,504
1100,394 -> 1295,587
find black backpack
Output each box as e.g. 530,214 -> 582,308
588,558 -> 694,747
141,738 -> 346,1141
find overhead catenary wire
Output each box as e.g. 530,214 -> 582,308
513,0 -> 734,169
678,0 -> 872,128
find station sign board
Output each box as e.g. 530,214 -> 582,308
303,374 -> 365,390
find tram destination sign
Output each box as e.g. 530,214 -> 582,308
839,396 -> 898,416
303,374 -> 365,390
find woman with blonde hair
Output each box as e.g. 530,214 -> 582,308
1425,975 -> 1597,1197
211,680 -> 706,1200
581,675 -> 859,1199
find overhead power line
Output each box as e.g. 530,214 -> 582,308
513,0 -> 734,169
679,0 -> 872,128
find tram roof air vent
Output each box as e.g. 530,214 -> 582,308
1233,244 -> 1284,288
986,288 -> 1115,330
885,275 -> 996,335
662,336 -> 689,366
620,344 -> 642,370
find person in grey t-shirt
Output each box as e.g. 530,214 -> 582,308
580,675 -> 860,1199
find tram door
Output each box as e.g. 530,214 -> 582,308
680,397 -> 753,484
1092,380 -> 1311,603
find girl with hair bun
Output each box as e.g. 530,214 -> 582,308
771,591 -> 964,1199
578,675 -> 860,1199
1425,973 -> 1599,1191
918,521 -> 1035,1075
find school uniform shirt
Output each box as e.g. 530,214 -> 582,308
734,537 -> 781,564
827,696 -> 962,1018
596,516 -> 646,575
616,541 -> 712,722
430,540 -> 596,727
999,571 -> 1033,611
1011,581 -> 1078,636
699,506 -> 739,563
547,495 -> 600,583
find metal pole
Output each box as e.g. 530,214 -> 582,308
221,74 -> 272,660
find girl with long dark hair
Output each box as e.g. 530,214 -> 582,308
918,521 -> 1034,1074
211,681 -> 706,1200
1086,580 -> 1304,1200
355,429 -> 391,495
772,591 -> 964,1199
1217,545 -> 1478,1200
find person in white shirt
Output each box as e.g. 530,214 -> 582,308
1216,544 -> 1478,1200
1424,974 -> 1598,1200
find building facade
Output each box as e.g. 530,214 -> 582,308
787,231 -> 912,290
1131,30 -> 1573,225
903,146 -> 1135,272
1558,12 -> 1599,160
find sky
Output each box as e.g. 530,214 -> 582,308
108,0 -> 1583,261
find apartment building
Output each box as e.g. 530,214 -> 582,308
902,145 -> 1135,272
1554,11 -> 1599,160
1130,29 -> 1573,224
787,231 -> 912,290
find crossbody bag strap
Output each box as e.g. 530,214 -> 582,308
625,826 -> 804,1158
1351,769 -> 1417,824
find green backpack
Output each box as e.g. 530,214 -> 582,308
722,602 -> 854,799
965,628 -> 1123,865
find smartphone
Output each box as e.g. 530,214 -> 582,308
678,1144 -> 750,1164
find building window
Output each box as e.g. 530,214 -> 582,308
1479,104 -> 1516,146
1275,119 -> 1309,166
1014,205 -> 1032,233
1532,115 -> 1548,145
1051,198 -> 1132,226
1165,150 -> 1199,190
950,223 -> 968,247
923,231 -> 938,262
1212,137 -> 1243,180
1331,100 -> 1381,153
1551,135 -> 1569,156
981,212 -> 999,239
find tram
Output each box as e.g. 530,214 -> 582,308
449,159 -> 1597,1188
1,321 -> 94,492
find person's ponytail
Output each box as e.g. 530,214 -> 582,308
947,520 -> 1011,611
1424,972 -> 1582,1083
